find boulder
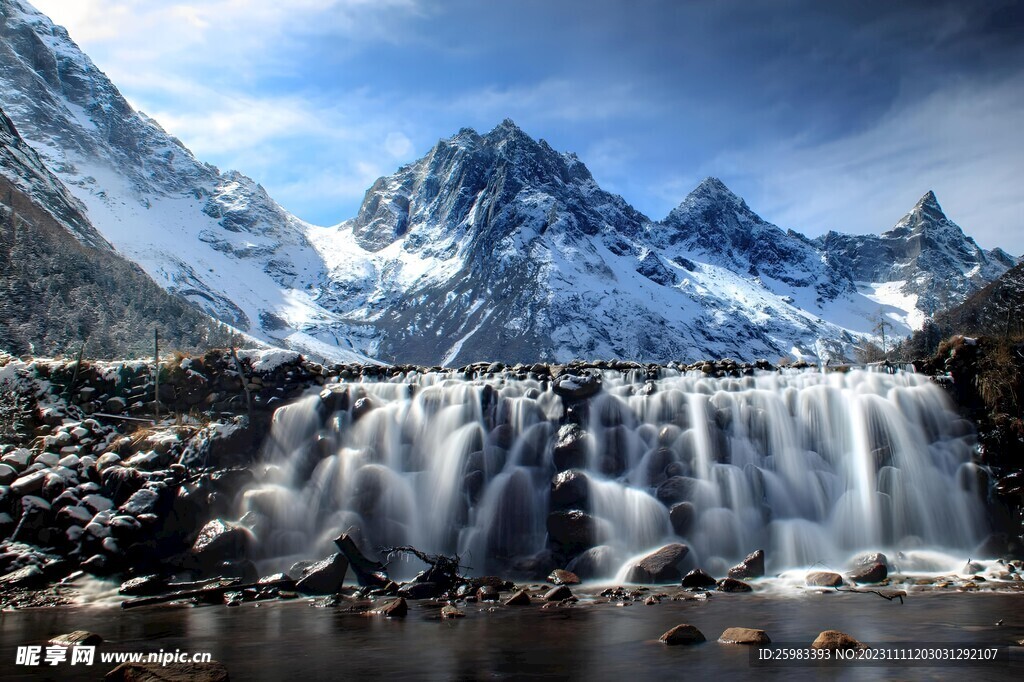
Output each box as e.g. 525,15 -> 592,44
717,578 -> 753,593
565,545 -> 618,580
190,520 -> 250,569
810,630 -> 867,650
681,568 -> 717,589
669,502 -> 695,536
294,553 -> 349,595
368,597 -> 407,618
851,552 -> 891,571
11,470 -> 46,496
805,571 -> 844,587
49,631 -> 103,647
0,564 -> 46,589
718,627 -> 771,645
544,585 -> 573,602
546,510 -> 597,551
504,589 -> 531,606
476,585 -> 500,602
659,624 -> 706,645
552,425 -> 589,471
625,543 -> 690,583
728,550 -> 765,579
550,469 -> 589,509
440,605 -> 465,619
547,569 -> 581,585
552,374 -> 602,401
847,562 -> 886,584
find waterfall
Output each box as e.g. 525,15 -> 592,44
239,369 -> 990,579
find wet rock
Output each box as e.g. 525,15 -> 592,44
49,631 -> 103,647
728,550 -> 765,579
625,543 -> 690,583
669,501 -> 695,536
368,597 -> 408,617
476,585 -> 500,602
847,562 -> 887,584
504,589 -> 531,606
544,585 -> 573,601
105,661 -> 230,681
399,582 -> 444,600
659,624 -> 706,645
118,489 -> 161,516
681,568 -> 717,589
546,510 -> 597,551
962,560 -> 983,575
717,578 -> 753,593
718,627 -> 771,645
294,553 -> 349,595
0,463 -> 17,486
546,568 -> 581,586
0,564 -> 46,589
552,425 -> 589,471
852,552 -> 891,571
565,545 -> 618,580
119,575 -> 170,596
11,495 -> 53,545
811,630 -> 867,650
190,520 -> 250,569
441,605 -> 465,619
806,571 -> 844,587
11,470 -> 47,496
550,469 -> 589,509
553,374 -> 602,401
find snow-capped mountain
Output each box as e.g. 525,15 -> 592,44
0,0 -> 1016,365
817,191 -> 1017,330
0,0 -> 370,363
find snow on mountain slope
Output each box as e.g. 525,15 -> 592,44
1,0 -> 1015,366
817,191 -> 1017,331
0,0 -> 371,364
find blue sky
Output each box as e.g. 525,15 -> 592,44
34,0 -> 1024,254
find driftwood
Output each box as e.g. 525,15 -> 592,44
835,587 -> 907,604
382,545 -> 468,588
120,578 -> 292,610
334,534 -> 389,587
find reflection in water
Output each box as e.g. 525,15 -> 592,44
0,594 -> 1021,680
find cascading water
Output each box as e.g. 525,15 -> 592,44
239,368 -> 991,580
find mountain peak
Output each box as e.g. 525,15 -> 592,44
913,190 -> 944,217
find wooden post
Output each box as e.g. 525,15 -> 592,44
154,328 -> 160,420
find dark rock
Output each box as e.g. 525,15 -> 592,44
546,510 -> 597,551
659,624 -> 706,645
11,495 -> 53,545
717,578 -> 753,593
655,476 -> 700,506
547,568 -> 581,585
105,661 -> 230,681
728,550 -> 765,579
0,564 -> 46,589
552,425 -> 589,471
333,533 -> 389,587
119,575 -> 170,596
718,627 -> 771,645
851,552 -> 891,571
544,585 -> 573,601
806,571 -> 844,587
811,630 -> 867,650
550,469 -> 589,509
440,605 -> 465,619
49,630 -> 103,647
681,568 -> 717,589
119,489 -> 160,516
625,543 -> 690,583
368,597 -> 407,617
100,466 -> 146,505
565,545 -> 618,580
476,585 -> 500,602
552,374 -> 602,401
190,520 -> 250,568
294,553 -> 349,595
399,582 -> 444,599
669,501 -> 695,536
504,589 -> 531,606
847,562 -> 886,584
11,470 -> 46,496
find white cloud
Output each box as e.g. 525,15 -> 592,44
704,75 -> 1024,254
384,132 -> 413,158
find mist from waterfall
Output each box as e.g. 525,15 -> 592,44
239,369 -> 990,579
